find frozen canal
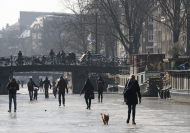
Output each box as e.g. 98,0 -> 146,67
0,87 -> 190,133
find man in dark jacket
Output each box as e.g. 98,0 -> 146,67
49,49 -> 55,65
96,76 -> 104,103
17,51 -> 23,65
7,78 -> 19,112
40,77 -> 51,99
71,51 -> 76,65
56,76 -> 68,106
80,78 -> 94,110
61,50 -> 65,64
27,78 -> 38,101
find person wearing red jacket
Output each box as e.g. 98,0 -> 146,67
7,78 -> 19,112
56,76 -> 68,106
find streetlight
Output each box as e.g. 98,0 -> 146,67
130,36 -> 134,74
95,12 -> 98,54
187,2 -> 190,56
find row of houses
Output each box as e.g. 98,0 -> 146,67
0,11 -> 84,57
0,3 -> 187,58
117,1 -> 187,58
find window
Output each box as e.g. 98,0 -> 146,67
38,33 -> 42,39
34,25 -> 39,30
32,33 -> 36,39
148,17 -> 153,24
140,59 -> 142,66
141,75 -> 143,84
148,30 -> 154,42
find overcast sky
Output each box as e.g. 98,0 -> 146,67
0,0 -> 72,29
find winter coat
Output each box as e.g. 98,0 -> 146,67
96,78 -> 104,90
49,51 -> 54,56
81,81 -> 94,99
27,80 -> 38,91
7,82 -> 19,94
124,80 -> 141,105
40,79 -> 51,89
56,79 -> 68,93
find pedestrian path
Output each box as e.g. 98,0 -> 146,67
0,94 -> 190,133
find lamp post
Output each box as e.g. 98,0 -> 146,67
130,36 -> 134,74
187,2 -> 190,56
95,12 -> 98,54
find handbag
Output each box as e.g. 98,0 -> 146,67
124,96 -> 128,104
91,91 -> 95,99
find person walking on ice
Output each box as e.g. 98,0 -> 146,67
96,75 -> 104,103
80,78 -> 94,110
56,76 -> 68,106
40,77 -> 51,99
7,78 -> 19,112
124,74 -> 141,125
27,77 -> 38,101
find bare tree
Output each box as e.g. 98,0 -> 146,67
61,0 -> 92,54
42,15 -> 73,52
0,26 -> 20,56
93,0 -> 155,55
151,0 -> 187,43
168,42 -> 185,58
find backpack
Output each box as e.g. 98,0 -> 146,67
98,80 -> 103,87
98,80 -> 102,85
28,81 -> 33,88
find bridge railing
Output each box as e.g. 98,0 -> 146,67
0,55 -> 130,67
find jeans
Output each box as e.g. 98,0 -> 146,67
34,93 -> 38,100
29,91 -> 33,100
98,89 -> 103,102
59,92 -> 65,105
9,94 -> 16,110
85,98 -> 91,108
128,104 -> 136,121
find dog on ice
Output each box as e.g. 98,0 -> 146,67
100,113 -> 109,125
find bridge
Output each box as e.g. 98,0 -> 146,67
0,55 -> 129,94
0,65 -> 125,94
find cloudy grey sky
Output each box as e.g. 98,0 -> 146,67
0,0 -> 73,29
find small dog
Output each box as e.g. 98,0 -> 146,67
100,113 -> 109,125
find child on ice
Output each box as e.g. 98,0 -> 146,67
34,87 -> 39,100
53,87 -> 57,98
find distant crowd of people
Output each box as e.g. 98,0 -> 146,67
15,49 -> 76,65
49,49 -> 76,65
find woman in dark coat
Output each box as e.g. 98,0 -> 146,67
80,78 -> 94,110
124,74 -> 141,125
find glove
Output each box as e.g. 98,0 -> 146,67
139,99 -> 141,104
